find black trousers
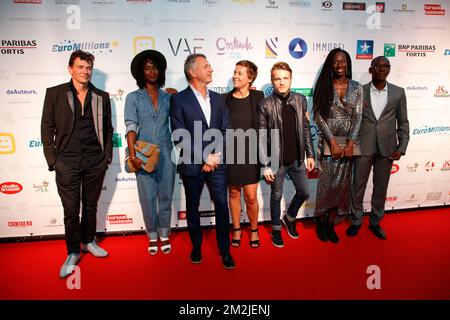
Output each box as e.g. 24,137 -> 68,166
55,153 -> 107,254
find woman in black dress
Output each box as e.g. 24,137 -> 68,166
225,60 -> 264,248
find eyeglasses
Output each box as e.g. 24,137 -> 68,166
372,64 -> 391,70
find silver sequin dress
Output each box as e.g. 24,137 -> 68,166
314,79 -> 363,217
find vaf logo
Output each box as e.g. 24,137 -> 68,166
168,38 -> 204,56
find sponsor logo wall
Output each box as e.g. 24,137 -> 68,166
0,0 -> 448,237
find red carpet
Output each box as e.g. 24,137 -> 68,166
1,207 -> 449,300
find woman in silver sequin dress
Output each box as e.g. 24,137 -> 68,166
313,48 -> 362,243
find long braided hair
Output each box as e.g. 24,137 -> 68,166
313,48 -> 352,121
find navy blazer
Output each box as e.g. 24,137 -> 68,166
170,86 -> 230,176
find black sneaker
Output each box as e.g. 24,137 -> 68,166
346,224 -> 361,237
282,215 -> 299,239
190,248 -> 203,264
271,230 -> 284,248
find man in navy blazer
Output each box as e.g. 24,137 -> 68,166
348,56 -> 409,240
170,54 -> 235,269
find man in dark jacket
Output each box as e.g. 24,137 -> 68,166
258,62 -> 315,248
41,50 -> 114,278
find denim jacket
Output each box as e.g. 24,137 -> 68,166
124,88 -> 173,148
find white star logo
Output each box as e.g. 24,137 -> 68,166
360,41 -> 371,53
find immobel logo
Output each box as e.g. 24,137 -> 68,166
0,133 -> 16,154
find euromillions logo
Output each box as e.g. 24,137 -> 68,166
356,40 -> 373,59
288,38 -> 307,59
265,37 -> 278,58
384,43 -> 395,57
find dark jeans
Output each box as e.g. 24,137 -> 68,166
55,153 -> 107,254
182,170 -> 230,257
270,161 -> 310,228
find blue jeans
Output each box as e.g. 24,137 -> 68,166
270,161 -> 310,230
136,147 -> 175,240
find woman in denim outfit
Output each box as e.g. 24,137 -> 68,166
124,50 -> 175,255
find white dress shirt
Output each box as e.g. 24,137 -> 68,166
190,84 -> 211,127
370,82 -> 388,120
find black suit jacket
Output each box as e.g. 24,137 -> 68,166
40,81 -> 114,171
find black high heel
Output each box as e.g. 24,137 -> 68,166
250,228 -> 260,248
231,227 -> 241,247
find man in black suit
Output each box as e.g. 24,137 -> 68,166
348,56 -> 409,240
41,50 -> 114,278
170,53 -> 235,269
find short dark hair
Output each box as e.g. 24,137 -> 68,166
184,53 -> 206,82
135,58 -> 166,89
371,56 -> 390,67
236,60 -> 258,85
68,50 -> 94,67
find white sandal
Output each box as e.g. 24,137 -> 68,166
160,237 -> 171,254
148,240 -> 158,255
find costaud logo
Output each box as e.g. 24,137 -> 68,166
356,40 -> 374,59
265,37 -> 278,58
288,38 -> 307,59
216,37 -> 253,58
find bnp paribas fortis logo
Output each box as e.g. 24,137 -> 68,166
112,133 -> 122,148
384,43 -> 395,57
0,133 -> 15,154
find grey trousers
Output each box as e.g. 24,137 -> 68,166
350,153 -> 393,226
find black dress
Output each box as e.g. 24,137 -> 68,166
226,95 -> 260,185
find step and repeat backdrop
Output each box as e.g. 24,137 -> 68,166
0,0 -> 449,238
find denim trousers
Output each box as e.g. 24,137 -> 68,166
270,160 -> 310,229
136,147 -> 175,240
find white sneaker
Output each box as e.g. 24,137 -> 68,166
82,241 -> 108,258
59,253 -> 80,278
